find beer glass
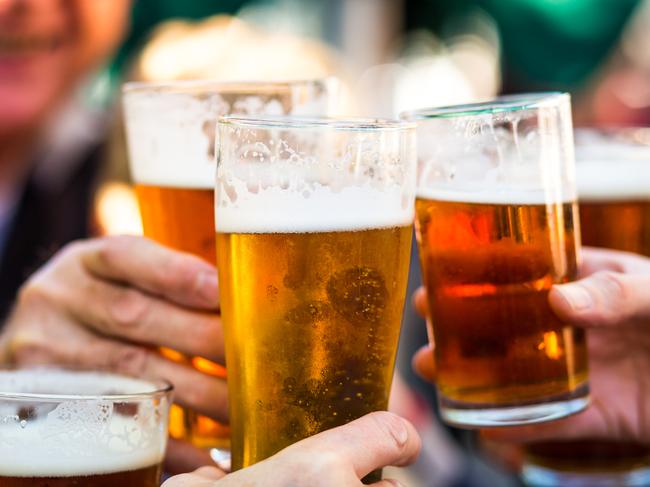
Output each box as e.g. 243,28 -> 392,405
403,93 -> 589,427
0,368 -> 171,486
122,78 -> 337,450
215,116 -> 416,482
523,128 -> 650,486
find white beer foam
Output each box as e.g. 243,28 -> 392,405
416,186 -> 575,205
216,184 -> 414,233
0,371 -> 167,478
577,160 -> 650,201
124,92 -> 215,189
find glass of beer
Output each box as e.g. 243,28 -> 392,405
122,78 -> 337,452
215,116 -> 416,482
0,368 -> 171,486
403,93 -> 590,427
523,127 -> 650,486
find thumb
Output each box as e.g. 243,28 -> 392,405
550,271 -> 650,328
283,411 -> 421,480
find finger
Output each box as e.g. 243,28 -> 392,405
412,287 -> 427,318
80,236 -> 219,309
192,467 -> 226,480
63,276 -> 224,363
412,344 -> 435,382
549,270 -> 650,328
368,480 -> 405,487
286,411 -> 421,479
165,439 -> 223,476
64,338 -> 229,422
162,471 -> 220,487
580,247 -> 650,276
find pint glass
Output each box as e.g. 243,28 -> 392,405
523,128 -> 650,486
404,93 -> 589,427
215,116 -> 416,482
122,79 -> 336,449
0,368 -> 171,486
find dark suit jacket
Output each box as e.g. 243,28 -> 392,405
0,142 -> 103,321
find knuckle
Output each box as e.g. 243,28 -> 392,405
591,271 -> 628,321
109,289 -> 150,330
96,235 -> 137,267
110,346 -> 150,375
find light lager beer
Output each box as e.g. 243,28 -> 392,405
215,116 -> 416,483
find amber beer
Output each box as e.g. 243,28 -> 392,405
522,142 -> 650,485
0,369 -> 170,487
123,79 -> 336,448
1,466 -> 162,487
415,195 -> 589,418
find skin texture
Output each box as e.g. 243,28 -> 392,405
413,247 -> 650,445
163,411 -> 420,487
0,0 -> 130,135
0,236 -> 227,473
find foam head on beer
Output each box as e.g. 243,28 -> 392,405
575,128 -> 650,202
123,79 -> 338,190
215,116 -> 417,234
0,369 -> 169,480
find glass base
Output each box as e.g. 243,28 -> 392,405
522,464 -> 650,487
439,383 -> 590,427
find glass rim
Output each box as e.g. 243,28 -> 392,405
0,367 -> 173,402
402,92 -> 569,119
122,76 -> 337,94
218,115 -> 416,132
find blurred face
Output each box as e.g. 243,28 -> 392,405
0,0 -> 130,136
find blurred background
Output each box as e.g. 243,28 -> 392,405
81,1 -> 649,485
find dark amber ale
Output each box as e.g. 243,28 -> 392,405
1,464 -> 162,487
217,225 -> 412,477
415,196 -> 589,423
524,171 -> 650,483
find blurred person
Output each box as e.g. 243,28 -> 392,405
163,411 -> 421,487
412,248 -> 650,451
0,0 -> 131,318
0,0 -> 232,473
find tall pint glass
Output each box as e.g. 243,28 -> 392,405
0,368 -> 171,486
404,93 -> 590,427
215,116 -> 416,482
523,128 -> 650,486
122,78 -> 337,450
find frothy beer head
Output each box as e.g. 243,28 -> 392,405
0,369 -> 170,478
123,79 -> 336,190
215,116 -> 417,234
575,129 -> 650,202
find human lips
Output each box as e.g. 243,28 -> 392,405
0,32 -> 67,58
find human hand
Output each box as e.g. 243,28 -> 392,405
163,411 -> 421,487
0,236 -> 227,472
412,247 -> 650,444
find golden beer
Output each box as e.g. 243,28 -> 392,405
215,115 -> 416,483
415,197 -> 589,414
217,225 -> 412,471
123,79 -> 336,449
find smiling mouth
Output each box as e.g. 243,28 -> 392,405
0,34 -> 66,57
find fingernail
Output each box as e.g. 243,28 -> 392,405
393,418 -> 410,446
384,480 -> 405,487
197,271 -> 219,304
557,284 -> 593,311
